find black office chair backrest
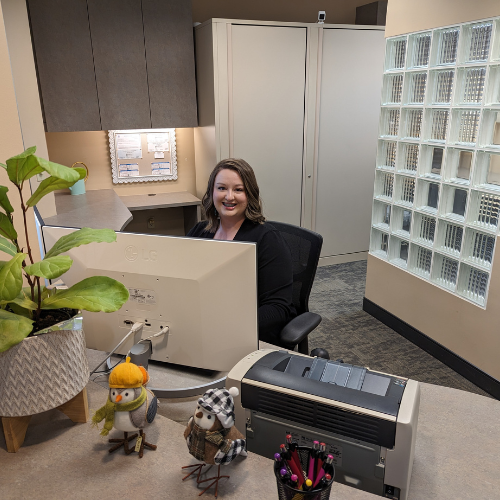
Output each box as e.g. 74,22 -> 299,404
268,221 -> 323,315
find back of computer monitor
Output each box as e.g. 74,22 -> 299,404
41,227 -> 258,372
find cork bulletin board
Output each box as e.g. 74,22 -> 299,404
109,128 -> 178,184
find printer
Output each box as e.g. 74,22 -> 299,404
226,349 -> 420,500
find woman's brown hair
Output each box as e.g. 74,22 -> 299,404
202,158 -> 265,232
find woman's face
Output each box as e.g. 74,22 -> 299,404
213,168 -> 248,223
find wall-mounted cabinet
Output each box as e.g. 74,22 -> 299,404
194,19 -> 385,260
27,0 -> 197,132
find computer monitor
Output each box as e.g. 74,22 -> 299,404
41,226 -> 258,372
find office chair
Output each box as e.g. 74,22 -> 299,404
268,221 -> 323,355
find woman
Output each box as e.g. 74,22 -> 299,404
187,158 -> 296,347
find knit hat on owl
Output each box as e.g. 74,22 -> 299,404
198,387 -> 239,428
109,357 -> 148,388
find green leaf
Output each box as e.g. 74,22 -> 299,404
0,235 -> 17,257
5,302 -> 33,318
0,162 -> 6,170
26,168 -> 85,207
0,309 -> 34,352
25,255 -> 73,280
19,286 -> 51,303
0,212 -> 17,241
0,186 -> 14,214
41,276 -> 129,312
1,295 -> 38,310
35,157 -> 81,182
6,146 -> 41,185
44,227 -> 116,259
0,253 -> 26,302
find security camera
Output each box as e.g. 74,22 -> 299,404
318,11 -> 326,23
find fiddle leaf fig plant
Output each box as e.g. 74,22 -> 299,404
0,146 -> 129,353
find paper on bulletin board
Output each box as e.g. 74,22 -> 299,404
147,132 -> 169,152
151,162 -> 171,176
118,163 -> 140,178
154,152 -> 164,159
116,133 -> 142,159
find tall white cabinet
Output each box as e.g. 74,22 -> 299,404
194,19 -> 385,261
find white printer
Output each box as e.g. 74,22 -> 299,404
227,349 -> 420,500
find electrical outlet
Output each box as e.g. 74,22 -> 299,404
148,217 -> 155,229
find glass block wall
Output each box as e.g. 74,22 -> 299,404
370,18 -> 500,308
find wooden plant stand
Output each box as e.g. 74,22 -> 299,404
1,387 -> 89,453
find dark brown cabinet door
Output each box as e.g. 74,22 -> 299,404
142,0 -> 197,128
87,0 -> 151,130
27,0 -> 101,132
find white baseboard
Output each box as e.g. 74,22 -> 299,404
318,251 -> 368,267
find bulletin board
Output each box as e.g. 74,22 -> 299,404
108,128 -> 178,184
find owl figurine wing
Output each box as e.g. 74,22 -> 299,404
214,438 -> 247,465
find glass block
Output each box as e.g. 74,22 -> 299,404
408,243 -> 432,278
412,212 -> 436,247
450,109 -> 481,145
403,72 -> 427,104
431,253 -> 459,291
401,108 -> 423,139
478,109 -> 500,148
435,220 -> 463,257
457,263 -> 489,306
473,151 -> 500,191
372,200 -> 392,231
382,74 -> 404,104
485,65 -> 500,106
391,205 -> 412,238
467,190 -> 500,232
439,185 -> 468,222
428,69 -> 454,104
424,109 -> 449,142
443,148 -> 473,185
460,21 -> 493,63
455,67 -> 486,105
396,142 -> 419,174
377,140 -> 397,170
385,37 -> 407,71
431,27 -> 459,66
374,171 -> 394,201
394,175 -> 416,207
388,235 -> 410,269
380,108 -> 400,137
408,32 -> 431,68
415,179 -> 440,214
370,228 -> 389,259
492,20 -> 500,61
463,228 -> 495,270
418,144 -> 444,179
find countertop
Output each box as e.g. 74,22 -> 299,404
40,190 -> 201,231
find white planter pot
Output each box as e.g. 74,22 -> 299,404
0,314 -> 89,417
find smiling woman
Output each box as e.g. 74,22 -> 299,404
187,158 -> 296,347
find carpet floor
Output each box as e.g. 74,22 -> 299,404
307,261 -> 489,397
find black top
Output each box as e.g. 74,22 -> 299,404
187,219 -> 297,345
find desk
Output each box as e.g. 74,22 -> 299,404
119,191 -> 201,235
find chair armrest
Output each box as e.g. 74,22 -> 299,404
280,312 -> 322,347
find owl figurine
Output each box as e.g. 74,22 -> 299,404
92,357 -> 158,458
182,387 -> 247,497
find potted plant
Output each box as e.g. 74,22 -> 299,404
0,146 -> 129,443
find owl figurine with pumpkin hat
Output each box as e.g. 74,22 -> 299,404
92,357 -> 158,458
182,387 -> 247,497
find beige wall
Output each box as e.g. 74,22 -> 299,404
366,0 -> 500,382
385,0 -> 500,37
45,128 -> 196,197
0,5 -> 40,263
192,0 -> 374,25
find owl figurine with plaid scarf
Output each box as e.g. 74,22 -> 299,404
182,387 -> 247,497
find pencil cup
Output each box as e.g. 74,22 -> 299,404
274,446 -> 334,500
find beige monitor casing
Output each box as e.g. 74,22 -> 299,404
41,227 -> 258,372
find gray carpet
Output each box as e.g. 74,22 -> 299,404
308,261 -> 490,398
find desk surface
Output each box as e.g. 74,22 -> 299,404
119,191 -> 201,211
40,190 -> 202,231
2,349 -> 500,499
